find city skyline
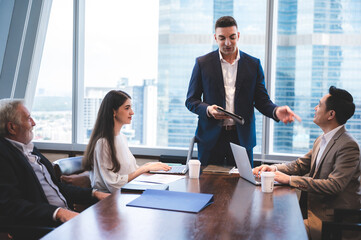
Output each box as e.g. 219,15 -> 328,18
31,0 -> 361,155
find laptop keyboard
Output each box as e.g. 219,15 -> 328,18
149,164 -> 187,174
167,165 -> 186,173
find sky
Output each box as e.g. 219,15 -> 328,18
37,0 -> 159,96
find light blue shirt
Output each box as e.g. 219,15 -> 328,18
5,138 -> 68,219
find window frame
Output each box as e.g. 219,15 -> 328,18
32,0 -> 300,162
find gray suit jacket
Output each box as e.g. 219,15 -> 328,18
275,126 -> 360,221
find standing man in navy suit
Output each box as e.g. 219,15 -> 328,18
186,16 -> 301,166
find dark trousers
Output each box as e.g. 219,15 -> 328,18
207,128 -> 254,167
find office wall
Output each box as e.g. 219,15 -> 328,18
0,0 -> 14,70
0,0 -> 49,103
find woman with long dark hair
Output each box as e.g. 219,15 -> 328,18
83,90 -> 170,193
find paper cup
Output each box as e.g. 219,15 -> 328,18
188,159 -> 201,178
261,172 -> 275,193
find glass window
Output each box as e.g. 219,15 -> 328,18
234,0 -> 267,153
30,0 -> 361,158
271,0 -> 361,154
82,0 -> 267,152
82,0 -> 160,145
159,0 -> 267,150
32,0 -> 73,143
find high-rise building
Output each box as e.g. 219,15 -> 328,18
157,0 -> 266,149
157,0 -> 361,153
83,78 -> 158,145
143,79 -> 158,146
157,0 -> 214,147
84,97 -> 103,139
83,86 -> 114,140
273,0 -> 361,153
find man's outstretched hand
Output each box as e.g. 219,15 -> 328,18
276,106 -> 301,124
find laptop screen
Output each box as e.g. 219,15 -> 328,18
185,137 -> 196,168
230,143 -> 257,184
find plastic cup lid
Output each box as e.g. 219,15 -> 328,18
261,171 -> 275,177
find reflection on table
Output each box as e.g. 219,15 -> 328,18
41,174 -> 307,240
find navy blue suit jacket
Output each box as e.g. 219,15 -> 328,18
0,137 -> 94,226
186,50 -> 278,165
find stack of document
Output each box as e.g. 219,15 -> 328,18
121,174 -> 186,192
202,165 -> 234,175
121,181 -> 169,192
126,189 -> 214,213
134,174 -> 186,184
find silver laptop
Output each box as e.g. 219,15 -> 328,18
149,137 -> 195,174
230,143 -> 281,185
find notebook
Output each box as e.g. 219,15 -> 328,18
149,137 -> 196,174
230,143 -> 282,186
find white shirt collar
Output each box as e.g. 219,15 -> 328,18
322,125 -> 344,145
5,138 -> 34,155
219,49 -> 240,64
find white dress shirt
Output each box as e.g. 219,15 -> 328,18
219,49 -> 240,126
315,125 -> 344,167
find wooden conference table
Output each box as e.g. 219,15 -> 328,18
42,173 -> 308,240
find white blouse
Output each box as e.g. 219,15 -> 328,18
89,133 -> 138,193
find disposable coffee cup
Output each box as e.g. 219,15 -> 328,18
188,159 -> 201,178
261,172 -> 275,193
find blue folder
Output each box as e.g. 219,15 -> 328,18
126,189 -> 214,213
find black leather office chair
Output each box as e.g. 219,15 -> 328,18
53,156 -> 91,188
322,208 -> 361,240
53,156 -> 84,181
53,156 -> 92,212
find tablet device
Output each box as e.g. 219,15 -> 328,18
216,107 -> 245,125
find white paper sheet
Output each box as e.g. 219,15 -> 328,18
134,174 -> 186,184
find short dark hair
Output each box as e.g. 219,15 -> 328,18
326,86 -> 355,125
215,16 -> 238,31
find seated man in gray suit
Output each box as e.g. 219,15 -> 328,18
253,86 -> 360,240
0,99 -> 110,236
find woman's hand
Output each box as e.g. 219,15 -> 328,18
144,162 -> 172,172
128,162 -> 172,182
